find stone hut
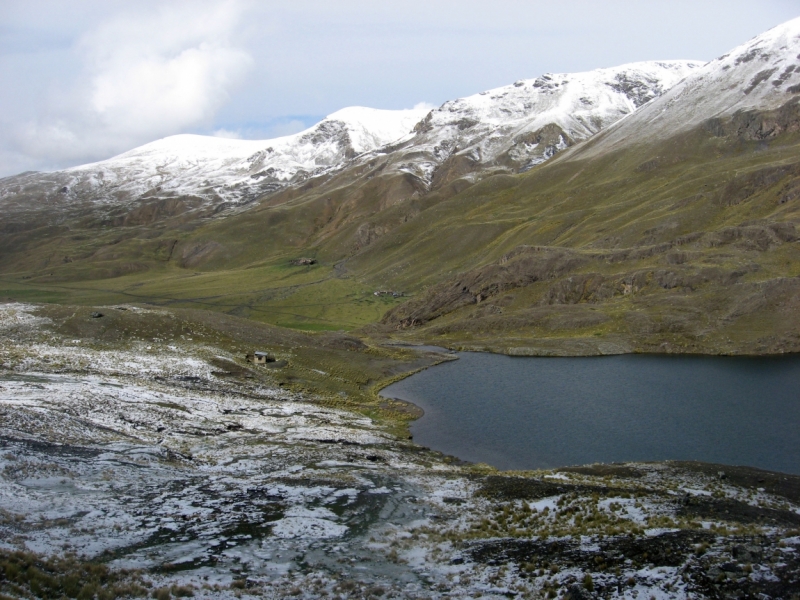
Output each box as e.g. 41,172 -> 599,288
247,350 -> 282,365
252,351 -> 274,365
245,350 -> 275,365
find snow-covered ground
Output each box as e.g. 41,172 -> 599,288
65,106 -> 429,202
1,302 -> 799,598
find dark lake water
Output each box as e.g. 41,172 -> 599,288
381,353 -> 800,474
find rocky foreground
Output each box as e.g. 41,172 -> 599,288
0,303 -> 798,599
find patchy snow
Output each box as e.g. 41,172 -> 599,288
271,506 -> 347,539
2,301 -> 799,597
598,496 -> 650,524
681,486 -> 712,496
0,303 -> 52,333
528,496 -> 561,512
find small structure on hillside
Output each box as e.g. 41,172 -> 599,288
373,290 -> 404,297
291,257 -> 316,266
248,351 -> 275,365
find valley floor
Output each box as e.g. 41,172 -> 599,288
1,303 -> 799,599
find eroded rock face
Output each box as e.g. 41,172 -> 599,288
383,247 -> 588,328
177,240 -> 223,268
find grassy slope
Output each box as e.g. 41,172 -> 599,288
1,105 -> 799,353
367,119 -> 800,353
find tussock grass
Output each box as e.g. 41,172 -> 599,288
0,550 -> 150,600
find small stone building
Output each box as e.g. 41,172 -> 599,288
252,351 -> 273,364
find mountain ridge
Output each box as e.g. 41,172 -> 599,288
564,16 -> 800,162
2,19 -> 800,356
0,60 -> 700,223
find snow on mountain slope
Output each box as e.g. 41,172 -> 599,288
0,62 -> 700,215
364,61 -> 702,185
0,106 -> 429,210
571,17 -> 800,159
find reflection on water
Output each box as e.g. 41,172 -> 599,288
382,353 -> 800,474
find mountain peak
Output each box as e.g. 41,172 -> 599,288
571,17 -> 800,159
322,106 -> 430,153
365,60 -> 702,183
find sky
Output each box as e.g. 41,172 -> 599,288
1,1 -> 798,177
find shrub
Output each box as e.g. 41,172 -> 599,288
170,585 -> 194,597
583,573 -> 594,591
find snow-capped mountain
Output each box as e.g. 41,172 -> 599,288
572,17 -> 800,159
365,61 -> 701,186
0,106 -> 429,210
0,61 -> 700,217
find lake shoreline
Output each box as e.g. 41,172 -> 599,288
381,350 -> 800,475
3,302 -> 800,598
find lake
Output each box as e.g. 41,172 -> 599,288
381,352 -> 800,474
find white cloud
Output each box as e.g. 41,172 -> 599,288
5,0 -> 252,171
84,1 -> 252,138
89,44 -> 251,134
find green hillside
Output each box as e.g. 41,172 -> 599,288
2,100 -> 800,354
